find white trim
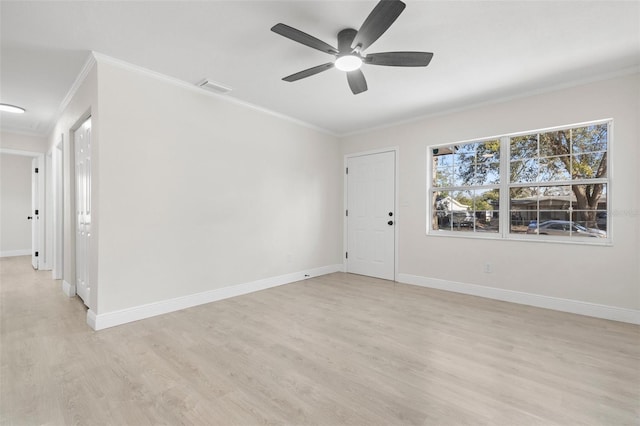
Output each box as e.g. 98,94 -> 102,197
86,309 -> 97,330
87,264 -> 343,331
0,148 -> 44,157
62,280 -> 76,297
398,273 -> 640,325
344,147 -> 400,281
0,249 -> 31,257
91,52 -> 338,137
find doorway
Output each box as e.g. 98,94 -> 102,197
0,149 -> 44,268
345,149 -> 397,281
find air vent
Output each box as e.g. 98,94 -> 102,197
196,79 -> 232,94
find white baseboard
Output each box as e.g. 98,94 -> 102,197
62,280 -> 76,297
398,273 -> 640,325
86,310 -> 97,330
89,264 -> 344,331
0,249 -> 31,258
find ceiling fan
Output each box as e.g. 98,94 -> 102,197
271,0 -> 433,95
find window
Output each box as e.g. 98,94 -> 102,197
431,140 -> 500,234
429,120 -> 610,242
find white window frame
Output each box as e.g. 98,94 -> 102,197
426,119 -> 612,245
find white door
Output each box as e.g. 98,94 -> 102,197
31,158 -> 39,269
75,118 -> 91,306
346,151 -> 396,280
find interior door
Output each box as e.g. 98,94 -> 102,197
75,117 -> 91,306
31,158 -> 39,269
346,151 -> 396,280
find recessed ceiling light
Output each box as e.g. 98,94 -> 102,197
335,55 -> 363,72
0,103 -> 26,114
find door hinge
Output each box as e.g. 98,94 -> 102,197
345,252 -> 348,259
35,209 -> 39,215
346,209 -> 348,217
34,167 -> 39,173
346,167 -> 348,174
35,251 -> 39,257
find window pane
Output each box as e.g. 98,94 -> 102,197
538,156 -> 570,182
478,139 -> 501,162
510,134 -> 537,161
433,153 -> 453,167
539,185 -> 572,210
432,190 -> 474,231
474,162 -> 500,185
568,218 -> 606,238
572,124 -> 607,154
432,191 -> 451,231
454,149 -> 475,186
510,187 -> 538,233
572,152 -> 606,179
539,210 -> 571,222
432,151 -> 454,187
540,130 -> 570,157
510,159 -> 538,183
450,190 -> 473,231
595,211 -> 607,232
570,184 -> 607,230
434,166 -> 454,187
473,188 -> 500,233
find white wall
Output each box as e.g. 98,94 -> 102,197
0,154 -> 32,256
342,73 -> 640,314
94,57 -> 343,315
0,132 -> 47,153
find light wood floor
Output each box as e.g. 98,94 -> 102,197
1,256 -> 639,425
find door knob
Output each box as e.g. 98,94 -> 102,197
388,212 -> 393,216
388,220 -> 394,225
27,216 -> 32,220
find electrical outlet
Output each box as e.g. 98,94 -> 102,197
484,263 -> 492,273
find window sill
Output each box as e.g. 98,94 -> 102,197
426,230 -> 613,246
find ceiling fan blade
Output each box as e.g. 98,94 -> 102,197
352,0 -> 406,51
337,28 -> 357,53
365,51 -> 433,67
283,63 -> 334,82
271,23 -> 338,55
346,69 -> 368,94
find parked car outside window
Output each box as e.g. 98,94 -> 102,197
526,220 -> 606,238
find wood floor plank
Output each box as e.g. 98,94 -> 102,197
1,256 -> 639,425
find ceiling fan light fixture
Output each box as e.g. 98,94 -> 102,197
335,55 -> 363,72
0,103 -> 25,114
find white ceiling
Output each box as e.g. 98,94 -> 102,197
1,0 -> 639,136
